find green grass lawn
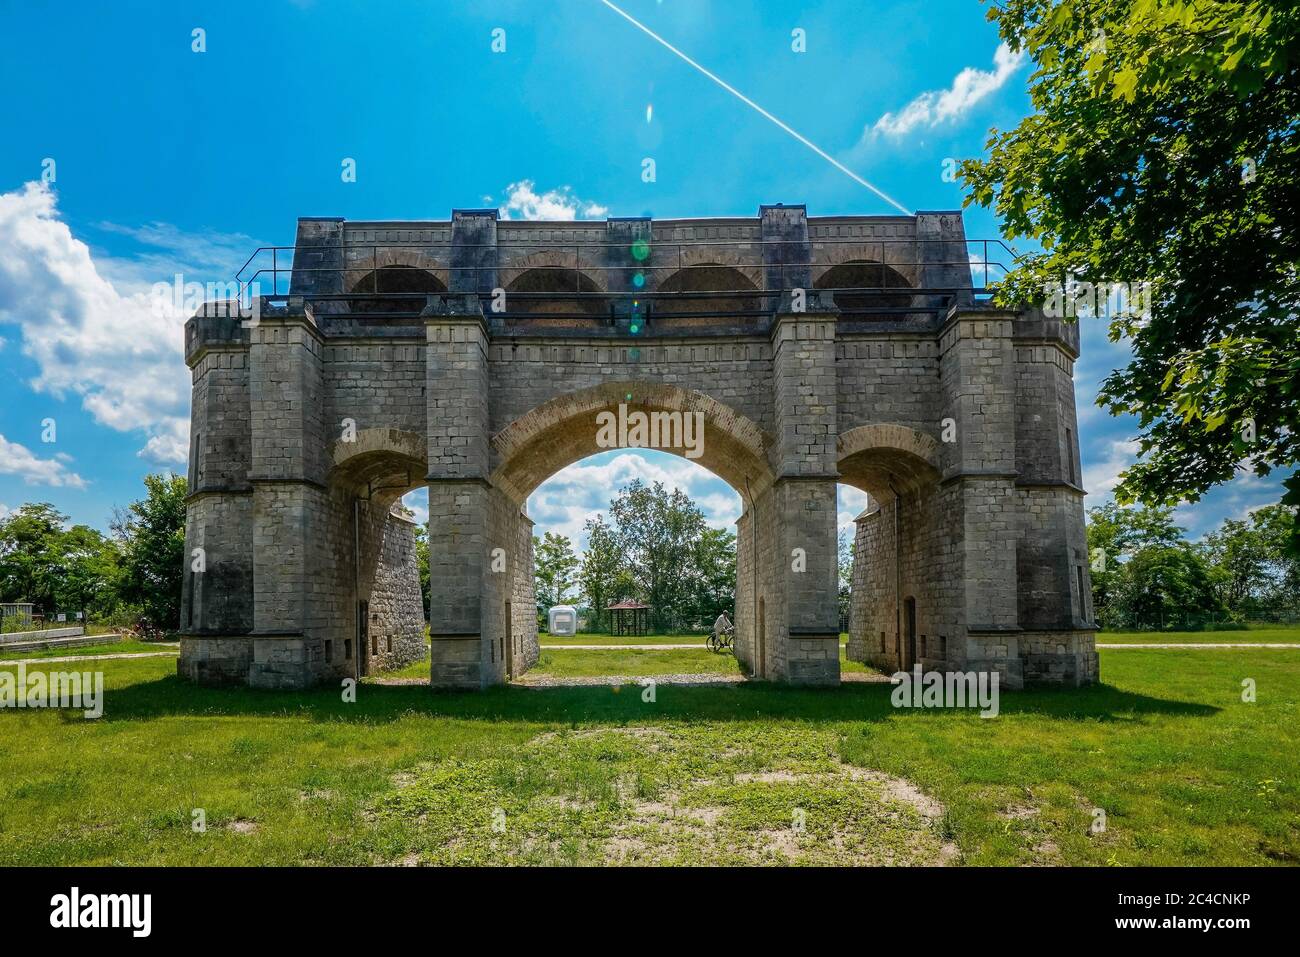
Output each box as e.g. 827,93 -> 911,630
373,647 -> 740,681
0,638 -> 176,661
3,641 -> 1297,866
538,632 -> 709,645
529,647 -> 742,677
376,642 -> 869,681
1099,624 -> 1300,644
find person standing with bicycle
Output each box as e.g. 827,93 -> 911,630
709,610 -> 734,652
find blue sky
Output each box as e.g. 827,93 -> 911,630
0,0 -> 1288,546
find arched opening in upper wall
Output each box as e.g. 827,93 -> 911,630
814,260 -> 914,315
652,264 -> 762,327
348,265 -> 447,315
504,268 -> 608,326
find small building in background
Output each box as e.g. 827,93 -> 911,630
0,602 -> 35,630
606,600 -> 650,638
547,605 -> 578,637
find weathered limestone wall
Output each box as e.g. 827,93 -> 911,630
487,340 -> 775,438
835,337 -> 939,437
180,320 -> 254,663
364,513 -> 427,672
846,486 -> 955,675
508,509 -> 540,677
767,309 -> 841,684
323,342 -> 427,439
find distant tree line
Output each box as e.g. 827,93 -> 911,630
534,479 -> 736,634
1087,501 -> 1299,631
0,474 -> 187,632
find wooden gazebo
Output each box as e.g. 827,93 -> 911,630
606,600 -> 650,637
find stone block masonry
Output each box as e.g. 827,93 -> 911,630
178,206 -> 1097,690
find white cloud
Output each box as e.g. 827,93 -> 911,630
0,182 -> 197,463
495,180 -> 609,221
1082,438 -> 1140,503
402,487 -> 429,526
91,220 -> 259,292
528,451 -> 740,550
869,43 -> 1024,138
137,422 -> 191,465
837,484 -> 869,538
0,432 -> 86,488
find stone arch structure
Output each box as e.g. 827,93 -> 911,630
837,424 -> 942,497
345,246 -> 448,287
499,249 -> 610,292
347,265 -> 447,315
479,380 -> 786,682
815,261 -> 914,313
502,265 -> 609,324
180,205 -> 1097,692
651,245 -> 764,291
490,381 -> 772,502
653,262 -> 763,326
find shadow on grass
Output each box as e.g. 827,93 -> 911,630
93,672 -> 1219,727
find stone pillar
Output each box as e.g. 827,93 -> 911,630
916,211 -> 973,309
760,204 -> 811,295
424,296 -> 495,689
604,217 -> 652,329
177,307 -> 255,685
1012,311 -> 1098,685
450,209 -> 498,297
939,311 -> 1023,687
768,304 -> 841,684
288,218 -> 345,297
246,299 -> 330,689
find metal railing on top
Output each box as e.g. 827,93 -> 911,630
231,237 -> 1021,322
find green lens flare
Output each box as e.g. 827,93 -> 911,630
631,239 -> 650,262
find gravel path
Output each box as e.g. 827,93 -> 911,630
540,643 -> 707,650
0,651 -> 178,665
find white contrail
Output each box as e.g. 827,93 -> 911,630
597,0 -> 913,216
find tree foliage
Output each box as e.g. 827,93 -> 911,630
112,473 -> 187,628
962,0 -> 1300,553
0,504 -> 120,622
577,515 -> 634,633
574,481 -> 736,634
838,529 -> 854,626
0,473 -> 188,630
533,532 -> 579,617
609,479 -> 708,633
1087,498 -> 1299,628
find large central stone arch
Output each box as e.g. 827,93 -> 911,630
490,381 -> 773,503
178,205 -> 1098,692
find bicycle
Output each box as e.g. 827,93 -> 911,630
130,619 -> 167,643
706,624 -> 735,654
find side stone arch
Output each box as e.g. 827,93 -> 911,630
329,428 -> 428,502
836,423 -> 942,497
